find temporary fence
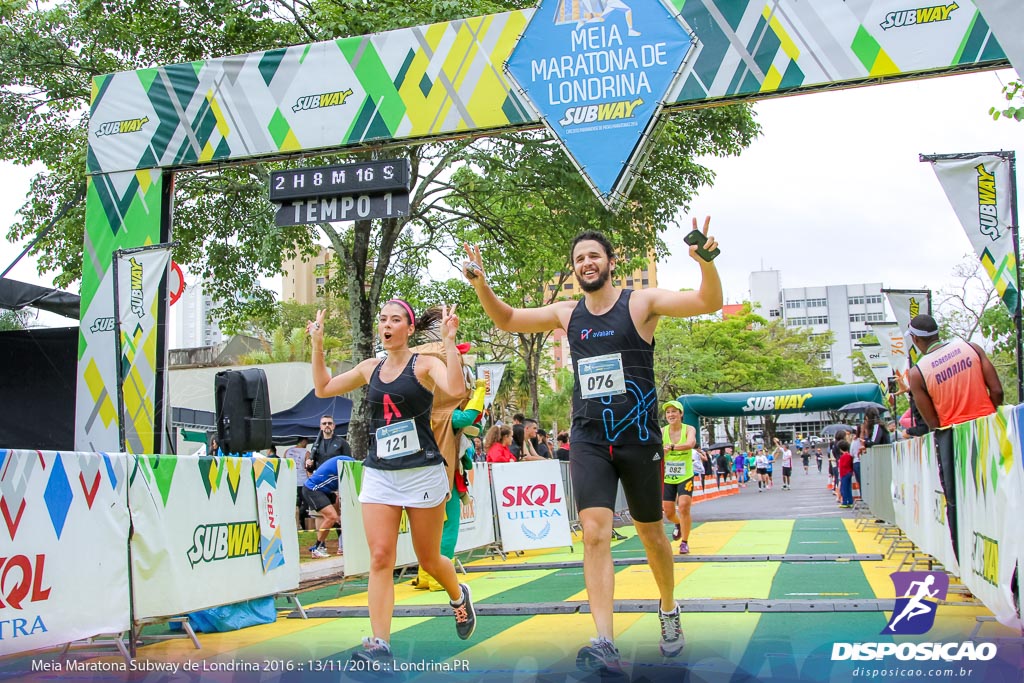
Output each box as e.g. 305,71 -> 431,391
858,405 -> 1024,631
0,450 -> 299,656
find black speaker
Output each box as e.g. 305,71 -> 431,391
214,368 -> 272,454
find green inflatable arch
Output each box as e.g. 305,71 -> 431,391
674,383 -> 885,446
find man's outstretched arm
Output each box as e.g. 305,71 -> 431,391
462,243 -> 573,333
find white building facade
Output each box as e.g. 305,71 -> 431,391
173,279 -> 223,349
745,270 -> 890,442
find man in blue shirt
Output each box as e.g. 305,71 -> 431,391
302,455 -> 354,558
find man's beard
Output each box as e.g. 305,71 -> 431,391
576,264 -> 610,293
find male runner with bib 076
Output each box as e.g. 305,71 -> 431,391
462,217 -> 722,673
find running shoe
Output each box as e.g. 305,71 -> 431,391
350,637 -> 394,673
672,524 -> 681,541
678,540 -> 690,555
576,637 -> 624,675
658,604 -> 685,657
451,583 -> 476,640
310,545 -> 330,559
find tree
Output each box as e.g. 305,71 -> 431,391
990,79 -> 1024,123
653,304 -> 837,444
0,309 -> 31,332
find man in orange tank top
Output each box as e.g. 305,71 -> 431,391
907,313 -> 1003,561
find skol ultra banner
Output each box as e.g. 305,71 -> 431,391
955,409 -> 1022,629
0,450 -> 131,656
128,454 -> 298,619
926,153 -> 1019,314
114,245 -> 172,454
491,459 -> 571,553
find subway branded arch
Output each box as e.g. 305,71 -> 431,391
673,383 -> 887,445
79,1 -> 1012,452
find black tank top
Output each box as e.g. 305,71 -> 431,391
567,289 -> 660,446
365,354 -> 442,470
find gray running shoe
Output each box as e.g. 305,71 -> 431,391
451,583 -> 476,640
659,604 -> 685,657
576,637 -> 624,675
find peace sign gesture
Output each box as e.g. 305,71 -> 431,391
440,303 -> 460,342
688,216 -> 719,263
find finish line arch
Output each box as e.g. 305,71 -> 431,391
674,383 -> 886,446
77,1 -> 1012,452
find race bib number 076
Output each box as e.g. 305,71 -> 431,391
578,353 -> 626,399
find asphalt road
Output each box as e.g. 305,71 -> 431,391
692,461 -> 856,522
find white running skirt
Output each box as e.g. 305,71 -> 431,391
358,463 -> 449,508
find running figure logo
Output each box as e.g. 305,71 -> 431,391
883,571 -> 949,635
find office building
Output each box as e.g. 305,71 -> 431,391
282,247 -> 335,305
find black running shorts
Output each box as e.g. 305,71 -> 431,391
570,441 -> 664,523
783,466 -> 792,477
301,486 -> 336,512
662,477 -> 695,502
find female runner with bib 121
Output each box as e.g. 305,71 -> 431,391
307,301 -> 476,669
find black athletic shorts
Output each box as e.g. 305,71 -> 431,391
663,477 -> 695,502
570,441 -> 663,523
301,486 -> 336,512
782,466 -> 792,477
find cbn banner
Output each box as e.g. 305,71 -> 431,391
926,153 -> 1019,314
129,454 -> 298,620
491,460 -> 571,553
0,451 -> 131,656
114,245 -> 172,455
340,462 -> 495,576
954,410 -> 1022,629
890,434 -> 960,573
857,343 -> 891,386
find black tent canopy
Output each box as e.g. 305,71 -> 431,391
0,278 -> 80,319
271,389 -> 352,445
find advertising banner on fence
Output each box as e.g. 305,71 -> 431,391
341,462 -> 496,576
0,450 -> 131,655
491,459 -> 571,553
113,245 -> 172,455
129,454 -> 298,619
890,434 -> 960,573
954,410 -> 1023,629
253,457 -> 291,574
454,467 -> 496,554
926,153 -> 1019,314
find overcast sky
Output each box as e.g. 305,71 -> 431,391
1,68 -> 1021,325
